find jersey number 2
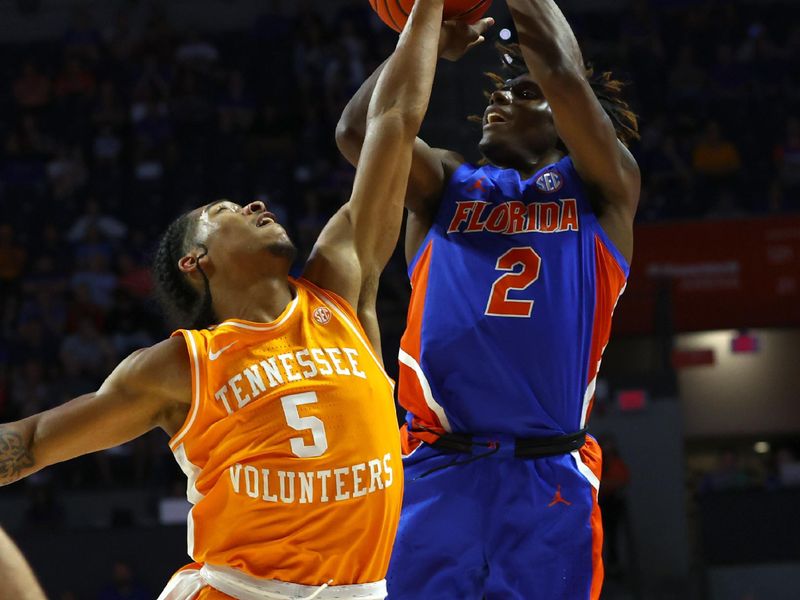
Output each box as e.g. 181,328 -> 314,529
281,392 -> 328,458
485,247 -> 542,318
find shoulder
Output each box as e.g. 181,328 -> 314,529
103,336 -> 191,398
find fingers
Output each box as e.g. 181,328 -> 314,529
475,17 -> 495,35
467,36 -> 486,50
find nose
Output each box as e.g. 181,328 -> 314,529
243,201 -> 266,216
490,89 -> 512,106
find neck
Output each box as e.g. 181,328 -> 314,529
210,274 -> 295,325
501,148 -> 565,179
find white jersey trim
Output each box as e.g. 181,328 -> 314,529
172,443 -> 204,558
157,568 -> 205,600
216,293 -> 300,331
571,449 -> 600,492
398,349 -> 451,432
580,282 -> 627,429
204,563 -> 386,599
579,376 -> 597,430
170,332 -> 202,450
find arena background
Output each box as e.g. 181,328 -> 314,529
0,0 -> 798,598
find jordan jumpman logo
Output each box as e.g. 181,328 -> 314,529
548,485 -> 572,507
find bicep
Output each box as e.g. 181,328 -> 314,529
31,341 -> 190,470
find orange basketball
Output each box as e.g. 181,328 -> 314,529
370,0 -> 493,33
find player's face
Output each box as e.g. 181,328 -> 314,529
193,199 -> 297,267
478,74 -> 560,168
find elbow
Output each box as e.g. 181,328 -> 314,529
335,119 -> 360,148
335,121 -> 365,165
335,121 -> 360,151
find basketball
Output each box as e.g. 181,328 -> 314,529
370,0 -> 493,33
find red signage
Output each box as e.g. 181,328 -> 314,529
671,348 -> 715,368
613,216 -> 800,334
617,389 -> 648,411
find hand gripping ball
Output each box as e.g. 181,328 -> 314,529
370,0 -> 493,33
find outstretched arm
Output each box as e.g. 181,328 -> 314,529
0,337 -> 189,487
305,0 -> 447,353
335,19 -> 492,217
506,0 -> 640,257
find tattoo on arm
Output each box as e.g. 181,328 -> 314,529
0,428 -> 34,486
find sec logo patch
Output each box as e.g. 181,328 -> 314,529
535,171 -> 562,193
313,307 -> 332,325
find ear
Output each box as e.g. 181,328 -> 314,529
178,254 -> 197,275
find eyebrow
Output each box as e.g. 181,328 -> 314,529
203,200 -> 238,215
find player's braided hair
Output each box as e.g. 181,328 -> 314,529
472,43 -> 640,147
153,212 -> 217,330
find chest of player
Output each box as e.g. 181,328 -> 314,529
441,167 -> 587,240
203,322 -> 371,418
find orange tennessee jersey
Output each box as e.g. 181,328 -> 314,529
166,278 -> 402,587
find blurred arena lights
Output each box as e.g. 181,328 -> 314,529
753,441 -> 771,454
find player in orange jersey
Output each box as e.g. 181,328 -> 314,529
0,2 -> 447,598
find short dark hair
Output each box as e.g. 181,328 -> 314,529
478,43 -> 640,147
153,212 -> 216,330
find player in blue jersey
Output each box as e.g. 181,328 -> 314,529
336,1 -> 640,598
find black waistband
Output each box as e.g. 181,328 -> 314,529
428,428 -> 588,459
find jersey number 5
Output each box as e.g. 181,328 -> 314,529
485,247 -> 542,318
281,392 -> 328,458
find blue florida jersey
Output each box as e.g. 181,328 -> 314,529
399,156 -> 629,444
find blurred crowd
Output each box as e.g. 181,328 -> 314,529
0,0 -> 798,499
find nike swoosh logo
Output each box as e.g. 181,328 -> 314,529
209,341 -> 237,361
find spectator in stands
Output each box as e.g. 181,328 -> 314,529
98,561 -> 150,600
9,359 -> 51,418
218,70 -> 255,134
91,81 -> 128,132
667,45 -> 706,110
774,116 -> 800,207
0,224 -> 27,296
59,318 -> 115,380
692,120 -> 743,210
71,254 -> 118,311
46,144 -> 87,201
116,253 -> 153,301
54,56 -> 96,100
62,6 -> 102,63
12,61 -> 52,111
599,436 -> 632,577
68,199 -> 127,243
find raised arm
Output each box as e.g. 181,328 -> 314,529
335,19 -> 492,217
305,0 -> 447,353
0,337 -> 189,487
506,0 -> 640,254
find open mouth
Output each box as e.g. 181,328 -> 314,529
256,213 -> 276,227
485,112 -> 508,125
